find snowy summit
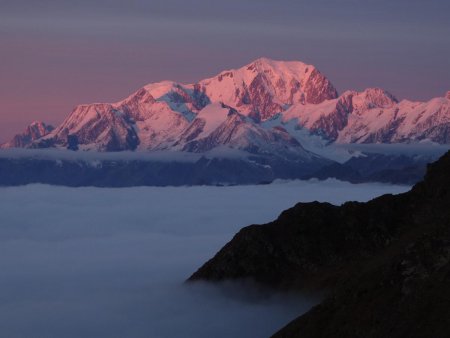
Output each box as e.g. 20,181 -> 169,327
2,58 -> 450,155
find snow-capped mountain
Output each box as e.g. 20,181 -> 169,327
281,88 -> 450,144
174,103 -> 313,160
1,121 -> 54,148
25,58 -> 337,161
197,57 -> 338,120
3,58 -> 450,158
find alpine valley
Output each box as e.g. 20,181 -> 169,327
1,58 -> 449,186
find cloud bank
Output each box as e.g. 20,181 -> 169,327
0,181 -> 410,337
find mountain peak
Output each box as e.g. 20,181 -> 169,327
360,87 -> 398,107
30,120 -> 45,127
26,121 -> 54,135
1,121 -> 54,149
199,57 -> 338,120
142,81 -> 181,97
4,59 -> 449,153
243,58 -> 319,83
246,57 -> 311,71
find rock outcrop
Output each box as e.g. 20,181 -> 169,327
189,151 -> 450,338
1,121 -> 53,148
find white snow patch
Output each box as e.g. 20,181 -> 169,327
195,103 -> 232,138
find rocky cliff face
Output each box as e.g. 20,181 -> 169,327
282,88 -> 450,144
1,121 -> 54,148
336,91 -> 450,144
40,103 -> 140,151
198,58 -> 338,121
189,151 -> 450,338
0,58 -> 338,154
174,103 -> 313,160
34,58 -> 337,153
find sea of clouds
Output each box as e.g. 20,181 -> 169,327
0,180 -> 410,338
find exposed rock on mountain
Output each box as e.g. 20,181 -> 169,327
3,59 -> 450,168
189,151 -> 450,338
29,58 -> 337,155
38,103 -> 140,151
175,103 -> 314,161
282,88 -> 450,144
1,121 -> 54,148
198,57 -> 338,120
336,90 -> 450,144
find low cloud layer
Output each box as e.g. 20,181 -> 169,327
0,181 -> 409,337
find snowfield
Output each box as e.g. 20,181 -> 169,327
0,180 -> 410,338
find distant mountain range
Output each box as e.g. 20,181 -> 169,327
1,58 -> 449,186
3,58 -> 449,154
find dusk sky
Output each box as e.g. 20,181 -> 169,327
1,0 -> 449,142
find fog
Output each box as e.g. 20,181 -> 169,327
0,180 -> 410,338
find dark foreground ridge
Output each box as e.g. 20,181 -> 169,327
188,151 -> 450,337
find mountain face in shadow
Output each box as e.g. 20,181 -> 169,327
189,151 -> 450,338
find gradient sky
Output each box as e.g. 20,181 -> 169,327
1,0 -> 449,142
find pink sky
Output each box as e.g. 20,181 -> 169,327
1,0 -> 449,142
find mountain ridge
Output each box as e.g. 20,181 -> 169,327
2,58 -> 449,158
188,150 -> 450,337
1,121 -> 54,149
